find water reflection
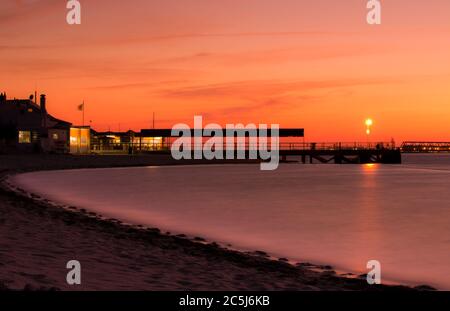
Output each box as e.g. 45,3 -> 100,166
353,163 -> 382,274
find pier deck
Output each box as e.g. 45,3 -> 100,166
92,141 -> 402,164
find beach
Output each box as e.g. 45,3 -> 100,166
0,154 -> 427,291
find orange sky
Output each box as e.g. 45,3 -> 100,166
1,0 -> 449,142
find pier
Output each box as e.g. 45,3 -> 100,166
401,141 -> 450,153
88,128 -> 404,164
91,139 -> 401,164
89,128 -> 402,164
278,142 -> 401,164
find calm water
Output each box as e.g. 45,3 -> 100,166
11,154 -> 450,289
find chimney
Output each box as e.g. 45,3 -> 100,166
40,94 -> 47,130
40,94 -> 47,113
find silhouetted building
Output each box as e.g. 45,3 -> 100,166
90,130 -> 137,153
0,92 -> 72,153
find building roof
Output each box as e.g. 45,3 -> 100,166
0,98 -> 71,129
140,128 -> 304,137
91,130 -> 137,136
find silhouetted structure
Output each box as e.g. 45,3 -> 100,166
0,92 -> 72,153
88,128 -> 399,163
0,90 -> 402,163
89,128 -> 305,154
401,141 -> 450,153
278,142 -> 401,164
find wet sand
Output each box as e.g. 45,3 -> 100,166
0,154 -> 428,291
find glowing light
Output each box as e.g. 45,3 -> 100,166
363,163 -> 378,172
137,136 -> 163,151
365,118 -> 373,140
70,127 -> 91,154
18,131 -> 31,144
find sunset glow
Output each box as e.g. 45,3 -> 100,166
1,0 -> 449,143
2,0 -> 450,297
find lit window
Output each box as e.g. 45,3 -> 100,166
52,133 -> 59,140
18,131 -> 31,144
69,127 -> 91,154
141,137 -> 163,150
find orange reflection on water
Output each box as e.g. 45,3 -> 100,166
363,163 -> 378,171
350,163 -> 382,273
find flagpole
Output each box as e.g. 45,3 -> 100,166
79,101 -> 82,154
82,100 -> 85,127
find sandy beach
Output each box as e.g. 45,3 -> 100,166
0,154 -> 429,291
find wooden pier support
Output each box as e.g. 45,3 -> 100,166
134,141 -> 402,165
279,148 -> 402,164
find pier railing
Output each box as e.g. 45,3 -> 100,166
401,141 -> 450,153
89,141 -> 401,163
91,141 -> 396,153
274,142 -> 395,151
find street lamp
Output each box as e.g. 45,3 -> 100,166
365,118 -> 373,145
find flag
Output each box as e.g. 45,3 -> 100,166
77,102 -> 84,111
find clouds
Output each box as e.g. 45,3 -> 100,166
1,0 -> 449,140
0,44 -> 45,51
159,78 -> 394,100
152,77 -> 399,121
0,0 -> 61,23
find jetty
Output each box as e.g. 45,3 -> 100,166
278,142 -> 401,164
89,128 -> 402,164
401,142 -> 450,153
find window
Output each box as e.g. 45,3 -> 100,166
52,133 -> 59,140
18,131 -> 31,144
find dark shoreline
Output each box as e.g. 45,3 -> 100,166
0,154 -> 433,291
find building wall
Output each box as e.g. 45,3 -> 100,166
44,128 -> 70,153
